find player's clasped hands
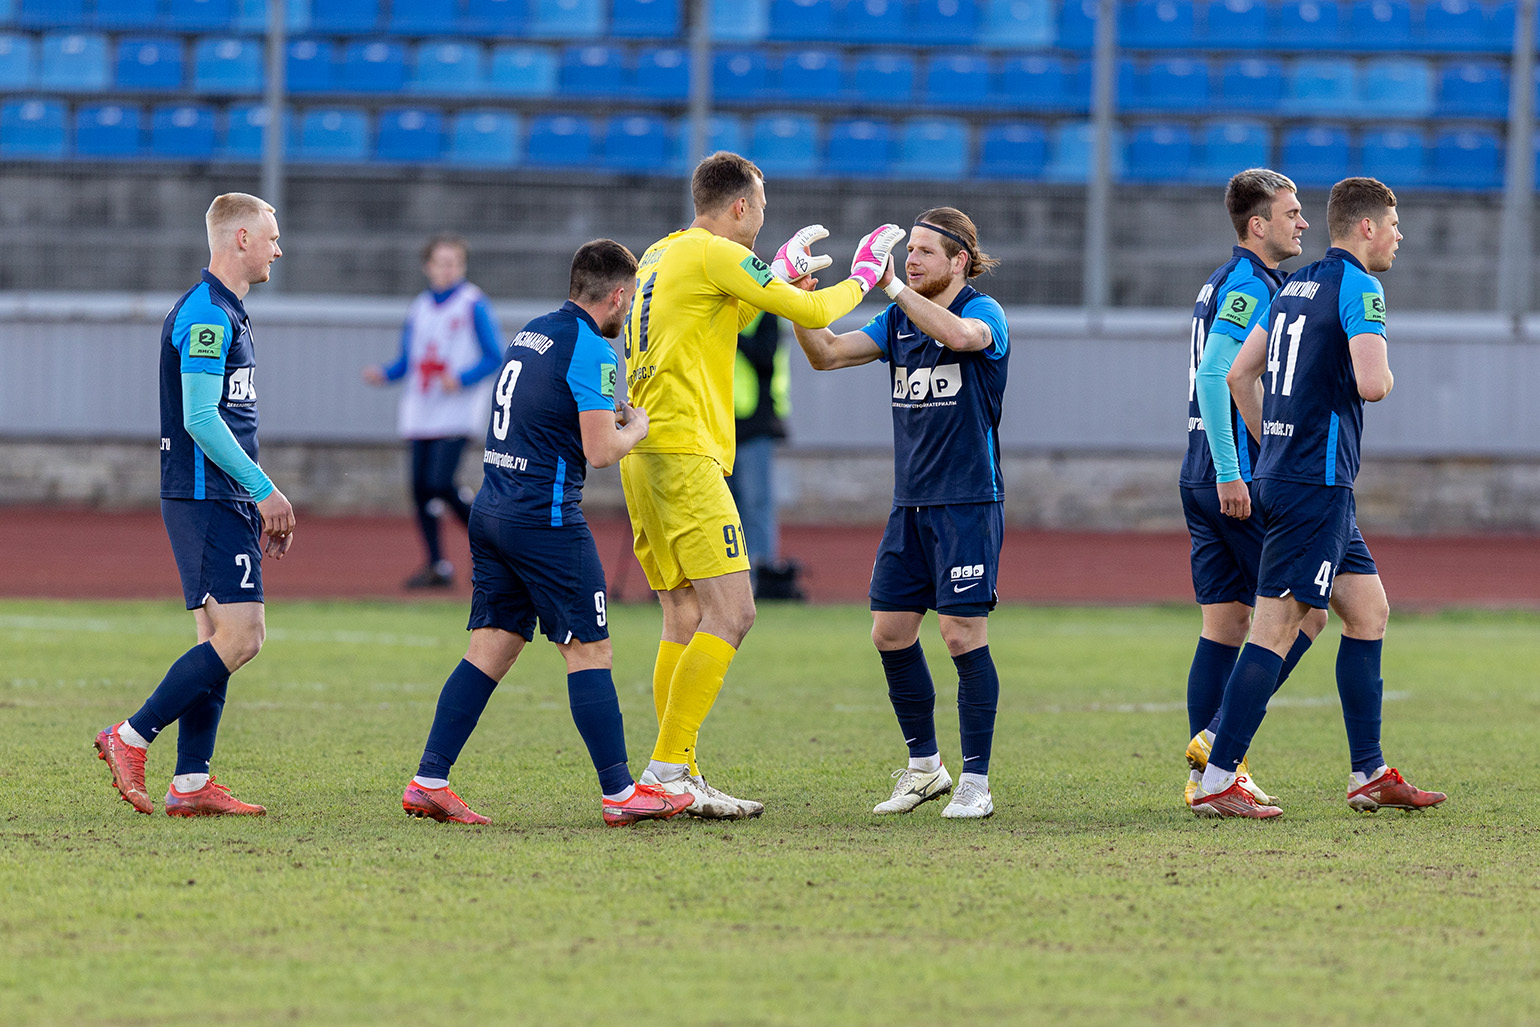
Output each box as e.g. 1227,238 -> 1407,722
771,224 -> 834,285
615,399 -> 648,438
257,488 -> 296,559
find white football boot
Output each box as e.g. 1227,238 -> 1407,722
940,779 -> 994,819
873,765 -> 953,814
639,769 -> 761,819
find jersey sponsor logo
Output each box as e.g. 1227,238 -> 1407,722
1188,416 -> 1204,433
1215,290 -> 1257,329
187,323 -> 225,359
1279,280 -> 1320,299
226,366 -> 256,402
1263,420 -> 1294,437
511,330 -> 555,355
1362,293 -> 1386,323
949,564 -> 985,585
601,363 -> 616,398
739,254 -> 774,288
160,437 -> 171,451
627,364 -> 656,387
484,449 -> 528,471
892,365 -> 963,402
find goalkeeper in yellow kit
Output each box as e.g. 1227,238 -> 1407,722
624,150 -> 905,817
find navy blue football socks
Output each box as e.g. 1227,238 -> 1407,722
1336,636 -> 1386,775
417,659 -> 499,781
879,641 -> 939,759
566,668 -> 633,797
953,645 -> 999,777
1202,629 -> 1313,735
1188,637 -> 1240,737
127,641 -> 230,745
1208,643 -> 1285,774
174,675 -> 229,776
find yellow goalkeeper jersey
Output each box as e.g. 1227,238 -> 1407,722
623,227 -> 864,473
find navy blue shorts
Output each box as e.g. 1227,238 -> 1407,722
161,498 -> 263,609
869,502 -> 1002,617
1180,482 -> 1265,607
1255,479 -> 1377,609
467,509 -> 610,644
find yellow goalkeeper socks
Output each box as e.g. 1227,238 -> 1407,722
652,631 -> 737,772
652,640 -> 686,726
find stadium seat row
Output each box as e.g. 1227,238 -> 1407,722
0,33 -> 1527,120
0,0 -> 1522,52
0,98 -> 1515,189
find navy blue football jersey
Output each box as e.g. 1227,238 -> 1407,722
1180,246 -> 1284,488
1252,248 -> 1388,489
474,300 -> 618,527
859,285 -> 1010,506
159,270 -> 260,501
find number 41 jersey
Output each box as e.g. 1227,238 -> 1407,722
1252,247 -> 1388,490
475,300 -> 619,528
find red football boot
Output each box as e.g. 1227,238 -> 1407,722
95,725 -> 153,815
1190,776 -> 1283,819
602,781 -> 694,826
402,782 -> 490,825
1347,767 -> 1447,812
164,777 -> 266,817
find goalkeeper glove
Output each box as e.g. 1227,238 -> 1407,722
771,224 -> 833,283
849,224 -> 905,293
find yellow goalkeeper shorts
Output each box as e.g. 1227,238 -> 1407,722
620,452 -> 749,592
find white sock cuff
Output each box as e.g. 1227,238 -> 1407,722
116,721 -> 149,748
413,776 -> 450,789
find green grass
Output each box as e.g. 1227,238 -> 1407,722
3,599 -> 1538,1026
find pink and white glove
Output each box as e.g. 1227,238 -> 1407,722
771,224 -> 833,283
848,224 -> 905,293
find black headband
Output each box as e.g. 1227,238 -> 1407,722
914,221 -> 971,253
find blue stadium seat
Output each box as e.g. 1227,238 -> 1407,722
1202,0 -> 1266,47
1359,57 -> 1432,117
1421,0 -> 1498,52
1124,122 -> 1193,182
776,48 -> 841,103
528,0 -> 604,38
768,0 -> 835,41
749,111 -> 817,176
1279,124 -> 1352,185
559,44 -> 624,97
525,112 -> 594,165
634,46 -> 689,100
308,0 -> 378,33
1273,0 -> 1344,49
676,112 -> 746,169
193,37 -> 262,93
711,0 -> 769,40
1217,56 -> 1281,109
842,0 -> 908,43
221,102 -> 286,159
912,0 -> 978,43
1057,0 -> 1098,48
713,48 -> 769,102
168,0 -> 236,30
116,37 -> 185,91
286,39 -> 334,93
390,0 -> 460,34
487,44 -> 557,95
95,0 -> 163,29
410,41 -> 484,94
1129,57 -> 1209,111
1347,0 -> 1412,49
39,33 -> 109,92
1437,60 -> 1507,118
847,52 -> 915,106
976,120 -> 1048,178
0,33 -> 35,90
1194,118 -> 1270,181
446,109 -> 520,165
921,53 -> 991,109
1360,127 -> 1426,186
1045,121 -> 1124,182
235,0 -> 312,33
0,0 -> 13,21
1123,0 -> 1198,48
979,0 -> 1055,47
294,107 -> 368,161
998,55 -> 1088,111
0,97 -> 66,157
824,116 -> 893,176
891,117 -> 968,179
375,107 -> 443,161
18,0 -> 85,29
463,0 -> 528,35
1283,58 -> 1356,115
339,40 -> 406,92
75,103 -> 143,158
602,112 -> 670,170
150,103 -> 217,157
611,0 -> 681,37
1431,127 -> 1501,189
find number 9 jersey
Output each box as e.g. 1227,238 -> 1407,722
475,300 -> 619,528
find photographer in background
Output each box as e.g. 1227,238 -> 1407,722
730,311 -> 805,602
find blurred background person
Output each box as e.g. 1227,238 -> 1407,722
363,234 -> 502,589
730,311 -> 804,601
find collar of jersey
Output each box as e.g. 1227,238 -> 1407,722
200,268 -> 247,319
430,280 -> 467,304
1322,247 -> 1367,272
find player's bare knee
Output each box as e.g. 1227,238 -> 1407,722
1302,606 -> 1331,640
938,620 -> 987,658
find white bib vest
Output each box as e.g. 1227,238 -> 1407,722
397,282 -> 495,439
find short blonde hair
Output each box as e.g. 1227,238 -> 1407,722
205,192 -> 275,252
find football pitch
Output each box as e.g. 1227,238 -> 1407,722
2,597 -> 1537,1026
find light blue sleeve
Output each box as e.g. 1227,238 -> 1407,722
858,305 -> 895,362
381,321 -> 410,382
182,373 -> 275,502
1195,332 -> 1246,483
459,298 -> 504,386
1340,269 -> 1388,338
566,325 -> 618,413
961,294 -> 1009,360
174,289 -> 233,376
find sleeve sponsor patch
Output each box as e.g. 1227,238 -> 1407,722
601,363 -> 616,398
186,323 -> 226,359
1362,293 -> 1386,323
1215,290 -> 1258,329
739,254 -> 774,288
